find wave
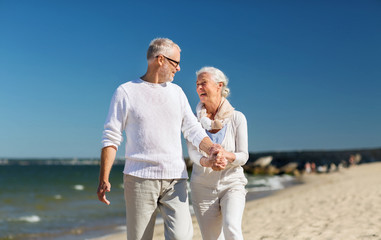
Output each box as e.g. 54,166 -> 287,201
13,215 -> 41,223
54,194 -> 62,199
246,174 -> 294,192
74,185 -> 85,191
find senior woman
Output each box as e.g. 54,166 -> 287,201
187,66 -> 248,240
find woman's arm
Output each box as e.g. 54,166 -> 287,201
229,111 -> 249,166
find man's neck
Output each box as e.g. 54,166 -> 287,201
141,73 -> 166,84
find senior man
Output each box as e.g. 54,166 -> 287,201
97,38 -> 227,240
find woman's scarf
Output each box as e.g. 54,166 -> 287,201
196,97 -> 234,131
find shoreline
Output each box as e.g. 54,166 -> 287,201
92,162 -> 381,240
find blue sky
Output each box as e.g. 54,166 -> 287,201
1,0 -> 380,158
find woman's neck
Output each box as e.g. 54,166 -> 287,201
204,97 -> 222,120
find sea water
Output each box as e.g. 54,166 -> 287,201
0,161 -> 296,240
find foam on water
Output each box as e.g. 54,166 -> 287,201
115,226 -> 127,231
74,184 -> 85,191
246,174 -> 294,192
18,215 -> 41,223
54,194 -> 62,200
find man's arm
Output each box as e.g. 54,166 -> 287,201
199,136 -> 214,155
97,146 -> 117,205
179,90 -> 227,170
199,137 -> 227,170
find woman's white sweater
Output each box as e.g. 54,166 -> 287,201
187,110 -> 249,187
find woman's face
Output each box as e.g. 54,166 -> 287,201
196,72 -> 222,104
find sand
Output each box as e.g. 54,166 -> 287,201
93,162 -> 381,240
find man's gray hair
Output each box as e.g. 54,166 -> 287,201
147,38 -> 181,60
196,66 -> 230,98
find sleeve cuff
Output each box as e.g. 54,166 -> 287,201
193,131 -> 208,152
102,142 -> 119,150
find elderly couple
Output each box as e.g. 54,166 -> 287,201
97,38 -> 248,240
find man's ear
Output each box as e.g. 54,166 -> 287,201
156,55 -> 164,66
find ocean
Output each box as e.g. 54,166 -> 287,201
0,161 -> 297,240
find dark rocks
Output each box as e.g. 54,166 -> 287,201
243,147 -> 381,175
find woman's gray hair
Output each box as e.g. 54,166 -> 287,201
196,66 -> 230,98
146,38 -> 181,61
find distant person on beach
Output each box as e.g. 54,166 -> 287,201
97,38 -> 227,240
187,66 -> 249,240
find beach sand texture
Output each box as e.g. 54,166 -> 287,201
95,162 -> 381,240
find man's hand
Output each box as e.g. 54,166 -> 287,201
97,146 -> 117,205
97,181 -> 111,205
209,144 -> 228,171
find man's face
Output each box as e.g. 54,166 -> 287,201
159,47 -> 181,82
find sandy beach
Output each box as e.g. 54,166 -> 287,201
94,162 -> 381,240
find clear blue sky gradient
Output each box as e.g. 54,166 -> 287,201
1,1 -> 380,158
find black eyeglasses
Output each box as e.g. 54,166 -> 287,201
156,55 -> 180,68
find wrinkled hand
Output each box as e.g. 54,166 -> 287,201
209,144 -> 222,155
209,144 -> 227,171
97,181 -> 111,205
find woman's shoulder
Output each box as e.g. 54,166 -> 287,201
233,110 -> 246,120
230,110 -> 247,126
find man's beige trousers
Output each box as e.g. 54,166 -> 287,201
123,174 -> 193,240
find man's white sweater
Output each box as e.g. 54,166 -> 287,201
102,79 -> 207,179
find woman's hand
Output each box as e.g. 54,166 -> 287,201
211,151 -> 227,171
202,144 -> 228,171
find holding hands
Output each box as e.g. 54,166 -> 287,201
200,144 -> 228,171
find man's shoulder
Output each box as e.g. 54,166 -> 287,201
167,81 -> 181,89
167,82 -> 185,95
110,79 -> 140,99
117,79 -> 141,90
120,79 -> 140,87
